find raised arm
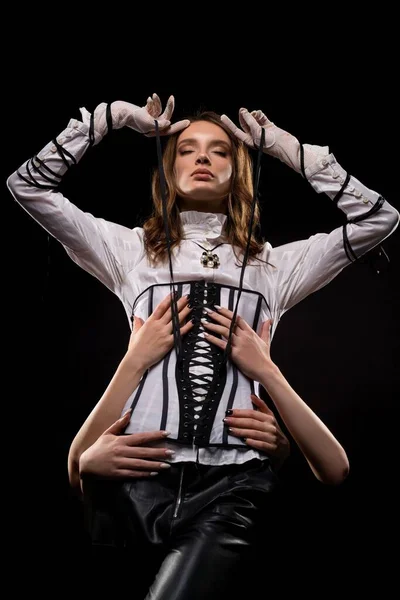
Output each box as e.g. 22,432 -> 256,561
222,108 -> 399,312
7,95 -> 189,292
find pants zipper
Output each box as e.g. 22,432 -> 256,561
173,464 -> 185,519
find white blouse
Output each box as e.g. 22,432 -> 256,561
7,116 -> 399,465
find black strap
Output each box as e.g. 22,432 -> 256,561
17,139 -> 76,189
154,120 -> 183,360
106,103 -> 113,133
222,127 -> 266,366
51,139 -> 77,167
300,143 -> 306,179
89,103 -> 113,146
29,157 -> 62,187
89,112 -> 95,147
300,145 -> 389,273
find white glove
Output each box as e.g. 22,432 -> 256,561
80,94 -> 190,145
221,108 -> 328,174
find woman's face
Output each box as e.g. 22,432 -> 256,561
174,121 -> 233,210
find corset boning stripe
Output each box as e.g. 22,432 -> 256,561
250,294 -> 263,397
160,283 -> 184,432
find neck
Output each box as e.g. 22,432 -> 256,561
178,197 -> 228,214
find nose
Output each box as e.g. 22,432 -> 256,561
195,153 -> 211,165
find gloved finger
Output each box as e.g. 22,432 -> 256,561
152,93 -> 162,116
125,110 -> 155,133
239,108 -> 260,137
146,96 -> 159,118
163,119 -> 191,135
145,119 -> 190,137
159,95 -> 175,121
239,109 -> 253,134
251,109 -> 271,127
143,118 -> 171,136
220,114 -> 252,145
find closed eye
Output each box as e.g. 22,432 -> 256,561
178,150 -> 228,157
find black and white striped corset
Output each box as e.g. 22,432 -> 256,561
122,280 -> 271,449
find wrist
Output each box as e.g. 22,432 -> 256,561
111,101 -> 129,129
258,361 -> 282,390
78,450 -> 88,477
111,100 -> 140,130
120,351 -> 148,380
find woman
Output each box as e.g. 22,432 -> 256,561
7,94 -> 398,599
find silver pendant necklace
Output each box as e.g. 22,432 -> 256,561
193,242 -> 223,268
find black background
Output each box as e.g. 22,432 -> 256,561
4,31 -> 399,597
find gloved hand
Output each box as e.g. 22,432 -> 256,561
221,108 -> 327,174
80,94 -> 190,145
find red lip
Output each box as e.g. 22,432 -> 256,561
191,168 -> 213,177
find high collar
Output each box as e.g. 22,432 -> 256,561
179,210 -> 228,244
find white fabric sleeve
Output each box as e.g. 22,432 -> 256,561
269,153 -> 399,312
7,117 -> 144,294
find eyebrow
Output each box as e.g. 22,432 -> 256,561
177,138 -> 231,148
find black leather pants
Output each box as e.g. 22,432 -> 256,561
84,458 -> 279,600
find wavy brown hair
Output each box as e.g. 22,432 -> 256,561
143,111 -> 267,267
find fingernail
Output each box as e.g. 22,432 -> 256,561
214,305 -> 221,310
160,463 -> 171,469
162,431 -> 171,437
150,472 -> 159,476
165,450 -> 175,456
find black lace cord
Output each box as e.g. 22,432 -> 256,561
52,139 -> 77,167
33,154 -> 60,178
17,161 -> 58,190
180,282 -> 223,427
28,157 -> 62,187
300,144 -> 388,272
154,120 -> 182,360
17,138 -> 76,189
221,127 -> 266,368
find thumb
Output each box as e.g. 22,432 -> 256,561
250,394 -> 274,415
104,409 -> 132,435
133,316 -> 144,331
260,319 -> 273,342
